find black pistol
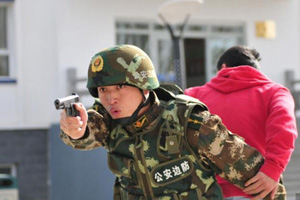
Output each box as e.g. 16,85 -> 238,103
54,93 -> 80,117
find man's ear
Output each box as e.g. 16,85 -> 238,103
221,64 -> 227,69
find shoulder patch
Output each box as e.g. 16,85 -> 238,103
187,114 -> 204,130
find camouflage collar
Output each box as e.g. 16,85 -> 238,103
125,91 -> 164,134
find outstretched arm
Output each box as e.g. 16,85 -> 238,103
59,100 -> 110,150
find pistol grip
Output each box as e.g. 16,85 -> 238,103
65,104 -> 80,117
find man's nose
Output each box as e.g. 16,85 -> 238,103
107,91 -> 118,104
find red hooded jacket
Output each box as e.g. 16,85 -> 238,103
185,66 -> 298,198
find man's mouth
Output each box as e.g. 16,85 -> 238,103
110,108 -> 121,118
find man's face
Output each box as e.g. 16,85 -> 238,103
97,85 -> 144,119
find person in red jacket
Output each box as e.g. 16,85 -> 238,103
185,45 -> 298,200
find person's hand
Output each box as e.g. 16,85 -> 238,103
243,171 -> 278,200
60,103 -> 88,139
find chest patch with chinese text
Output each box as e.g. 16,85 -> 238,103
150,156 -> 194,186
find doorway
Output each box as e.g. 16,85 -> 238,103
184,38 -> 205,88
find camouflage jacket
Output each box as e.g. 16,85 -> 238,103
61,89 -> 267,200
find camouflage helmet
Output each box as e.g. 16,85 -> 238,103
87,44 -> 160,97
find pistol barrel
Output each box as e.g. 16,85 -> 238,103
54,93 -> 79,110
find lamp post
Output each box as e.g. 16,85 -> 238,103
157,0 -> 203,89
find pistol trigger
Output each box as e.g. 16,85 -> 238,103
72,104 -> 80,117
74,107 -> 80,117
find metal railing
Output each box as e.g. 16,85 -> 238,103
66,68 -> 89,97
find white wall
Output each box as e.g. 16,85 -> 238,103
0,0 -> 57,129
1,0 -> 299,129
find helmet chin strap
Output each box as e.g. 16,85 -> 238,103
113,89 -> 150,126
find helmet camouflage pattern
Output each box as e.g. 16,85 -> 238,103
87,44 -> 160,97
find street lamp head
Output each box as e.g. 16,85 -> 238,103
157,0 -> 203,25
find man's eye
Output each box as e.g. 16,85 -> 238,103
98,88 -> 106,92
118,84 -> 125,89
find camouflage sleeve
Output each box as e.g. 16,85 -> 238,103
186,110 -> 264,189
60,99 -> 110,150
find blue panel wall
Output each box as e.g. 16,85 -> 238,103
49,124 -> 114,200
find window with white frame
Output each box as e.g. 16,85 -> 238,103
0,163 -> 17,177
0,1 -> 15,82
116,20 -> 245,87
0,6 -> 8,76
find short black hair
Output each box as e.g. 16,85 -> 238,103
216,45 -> 262,70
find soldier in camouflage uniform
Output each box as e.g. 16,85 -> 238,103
59,44 -> 285,200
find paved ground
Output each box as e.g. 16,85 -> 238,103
283,131 -> 300,200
